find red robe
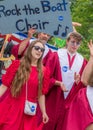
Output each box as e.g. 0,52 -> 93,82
37,50 -> 65,130
57,49 -> 87,130
65,88 -> 93,130
62,59 -> 87,130
11,42 -> 29,59
64,59 -> 87,108
0,60 -> 50,130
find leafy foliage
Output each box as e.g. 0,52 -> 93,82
70,0 -> 93,59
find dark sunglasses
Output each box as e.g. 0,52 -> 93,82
33,46 -> 45,52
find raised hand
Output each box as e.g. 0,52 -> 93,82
42,112 -> 49,124
59,81 -> 68,92
72,22 -> 82,27
74,72 -> 80,85
28,28 -> 36,39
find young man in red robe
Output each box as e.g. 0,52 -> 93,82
58,32 -> 87,130
64,40 -> 93,130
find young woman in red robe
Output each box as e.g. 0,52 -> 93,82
0,40 -> 50,130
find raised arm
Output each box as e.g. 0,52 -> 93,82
81,40 -> 93,85
72,22 -> 82,32
18,28 -> 36,55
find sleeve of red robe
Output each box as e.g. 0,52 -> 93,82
43,51 -> 62,91
11,42 -> 29,59
66,88 -> 93,130
11,44 -> 20,59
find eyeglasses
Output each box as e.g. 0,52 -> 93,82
33,46 -> 45,53
70,41 -> 80,46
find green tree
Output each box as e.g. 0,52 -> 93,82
70,0 -> 93,59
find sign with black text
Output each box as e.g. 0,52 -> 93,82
0,0 -> 73,38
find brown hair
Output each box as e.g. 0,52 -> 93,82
11,40 -> 45,97
66,32 -> 83,42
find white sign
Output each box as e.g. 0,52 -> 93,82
0,0 -> 73,38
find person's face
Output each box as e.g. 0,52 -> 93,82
66,37 -> 81,54
38,33 -> 51,43
31,42 -> 45,60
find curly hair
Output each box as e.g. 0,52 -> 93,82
11,40 -> 45,97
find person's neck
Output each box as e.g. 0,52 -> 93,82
31,63 -> 37,67
67,50 -> 76,57
31,60 -> 37,66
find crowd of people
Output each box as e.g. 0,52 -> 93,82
0,21 -> 93,130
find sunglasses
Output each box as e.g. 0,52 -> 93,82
70,41 -> 80,46
33,46 -> 45,53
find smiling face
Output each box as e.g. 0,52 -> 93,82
67,36 -> 81,54
38,32 -> 51,43
66,32 -> 82,54
31,42 -> 45,60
